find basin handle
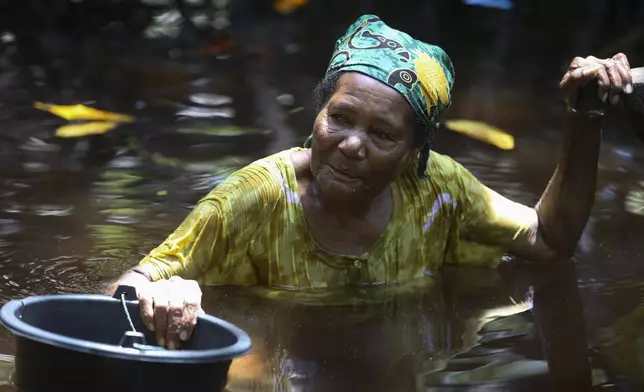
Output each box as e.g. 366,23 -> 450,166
112,284 -> 138,301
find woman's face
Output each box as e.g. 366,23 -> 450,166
310,72 -> 419,201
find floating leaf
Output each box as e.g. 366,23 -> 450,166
444,119 -> 515,150
34,102 -> 135,123
55,121 -> 120,138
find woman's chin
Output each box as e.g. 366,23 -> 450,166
318,177 -> 368,200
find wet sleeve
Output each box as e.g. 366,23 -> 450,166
442,158 -> 535,267
137,163 -> 281,284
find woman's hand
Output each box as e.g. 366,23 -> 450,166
137,276 -> 203,350
560,53 -> 633,112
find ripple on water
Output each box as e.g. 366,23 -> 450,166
452,151 -> 536,204
21,162 -> 49,173
0,240 -> 12,250
0,220 -> 20,237
105,156 -> 143,170
96,188 -> 149,226
33,205 -> 74,217
0,255 -> 91,302
577,273 -> 644,292
189,93 -> 233,107
1,205 -> 23,215
19,137 -> 61,152
104,215 -> 140,225
88,223 -> 150,264
176,106 -> 235,119
0,191 -> 16,199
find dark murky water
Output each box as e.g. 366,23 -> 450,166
1,2 -> 644,391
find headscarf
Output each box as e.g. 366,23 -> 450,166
305,14 -> 456,177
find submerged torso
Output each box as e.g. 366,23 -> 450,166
138,147 -> 514,290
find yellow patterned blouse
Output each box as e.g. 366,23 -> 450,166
139,148 -> 534,290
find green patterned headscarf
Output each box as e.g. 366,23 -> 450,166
306,14 -> 456,177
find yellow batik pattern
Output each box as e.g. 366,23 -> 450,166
139,148 -> 533,290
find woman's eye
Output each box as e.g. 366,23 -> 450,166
330,113 -> 350,124
373,130 -> 393,141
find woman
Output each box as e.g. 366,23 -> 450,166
110,14 -> 633,349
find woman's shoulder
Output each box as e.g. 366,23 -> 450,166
426,151 -> 470,178
200,148 -> 302,206
425,151 -> 482,191
398,151 -> 477,204
401,151 -> 468,188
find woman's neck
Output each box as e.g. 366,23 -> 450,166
311,180 -> 391,221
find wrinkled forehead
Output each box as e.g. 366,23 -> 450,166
329,72 -> 415,128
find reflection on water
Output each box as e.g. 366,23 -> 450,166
211,272 -> 517,392
202,263 -> 606,392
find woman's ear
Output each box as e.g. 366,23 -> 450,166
407,144 -> 424,168
414,133 -> 431,155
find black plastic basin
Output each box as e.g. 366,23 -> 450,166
0,291 -> 251,392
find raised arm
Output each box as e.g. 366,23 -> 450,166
448,54 -> 633,263
533,53 -> 632,258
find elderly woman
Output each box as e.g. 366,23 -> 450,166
111,14 -> 633,349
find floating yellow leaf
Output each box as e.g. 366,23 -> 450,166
273,0 -> 308,14
55,121 -> 120,138
34,102 -> 134,123
444,119 -> 515,150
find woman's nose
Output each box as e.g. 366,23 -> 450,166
338,133 -> 366,160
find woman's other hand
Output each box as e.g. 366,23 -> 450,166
138,276 -> 203,350
560,53 -> 633,111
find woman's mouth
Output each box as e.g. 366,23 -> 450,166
328,165 -> 362,181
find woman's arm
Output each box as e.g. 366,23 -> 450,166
106,266 -> 154,295
476,111 -> 603,262
450,54 -> 632,263
531,112 -> 601,259
105,160 -> 282,348
117,159 -> 282,286
516,53 -> 633,259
